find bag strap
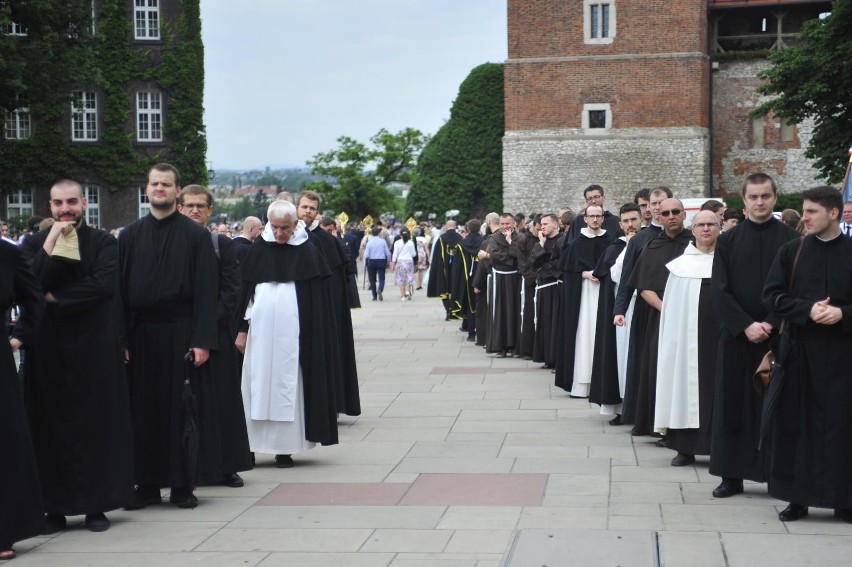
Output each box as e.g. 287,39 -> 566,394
779,236 -> 805,334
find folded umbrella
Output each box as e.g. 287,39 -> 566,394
181,351 -> 199,503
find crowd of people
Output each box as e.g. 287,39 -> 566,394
1,165 -> 361,559
427,175 -> 852,525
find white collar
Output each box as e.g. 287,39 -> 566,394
261,219 -> 308,246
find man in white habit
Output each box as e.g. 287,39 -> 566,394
654,210 -> 721,466
235,200 -> 339,468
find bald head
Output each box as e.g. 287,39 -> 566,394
692,210 -> 718,226
241,216 -> 263,242
659,198 -> 686,236
692,210 -> 721,251
485,212 -> 500,229
445,220 -> 457,230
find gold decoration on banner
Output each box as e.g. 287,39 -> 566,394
362,215 -> 374,230
405,217 -> 417,233
337,211 -> 349,226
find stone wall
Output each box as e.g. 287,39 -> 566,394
711,58 -> 824,195
503,127 -> 710,214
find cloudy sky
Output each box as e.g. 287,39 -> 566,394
201,1 -> 508,170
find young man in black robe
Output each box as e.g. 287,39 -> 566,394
515,216 -> 538,359
554,205 -> 614,394
613,187 -> 671,427
450,219 -> 483,341
762,186 -> 852,523
590,203 -> 642,416
561,185 -> 621,245
709,173 -> 799,499
427,220 -> 463,320
626,198 -> 692,437
178,186 -> 252,487
529,213 -> 564,369
232,216 -> 262,264
297,191 -> 361,418
484,214 -> 521,357
119,163 -> 221,510
22,180 -> 135,533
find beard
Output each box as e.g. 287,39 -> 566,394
55,211 -> 84,227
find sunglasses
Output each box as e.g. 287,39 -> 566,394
659,209 -> 682,217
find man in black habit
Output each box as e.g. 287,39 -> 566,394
119,164 -> 221,509
709,173 -> 799,499
613,187 -> 671,427
626,198 -> 692,437
178,185 -> 252,487
529,213 -> 564,370
22,180 -> 135,532
561,184 -> 621,245
450,219 -> 483,341
427,220 -> 463,320
554,205 -> 614,395
515,215 -> 538,359
297,191 -> 361,418
590,203 -> 642,416
484,214 -> 521,357
762,186 -> 852,523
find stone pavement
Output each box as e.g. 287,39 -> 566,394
12,282 -> 852,566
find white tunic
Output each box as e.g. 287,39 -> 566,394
653,244 -> 713,434
240,221 -> 316,455
570,228 -> 605,398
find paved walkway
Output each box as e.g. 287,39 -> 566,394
12,280 -> 852,566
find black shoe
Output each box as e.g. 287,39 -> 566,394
85,513 -> 110,532
169,487 -> 198,509
275,454 -> 294,468
466,335 -> 476,342
834,509 -> 852,523
43,513 -> 66,535
778,503 -> 808,521
251,452 -> 256,466
221,473 -> 244,488
712,478 -> 744,498
608,414 -> 623,426
495,351 -> 506,358
378,291 -> 383,302
671,453 -> 695,467
124,485 -> 162,510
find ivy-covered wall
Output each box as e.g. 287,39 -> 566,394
0,0 -> 206,229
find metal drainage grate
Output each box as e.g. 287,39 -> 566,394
502,529 -> 662,567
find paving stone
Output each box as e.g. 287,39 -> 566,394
661,503 -> 787,533
231,505 -> 446,529
722,532 -> 852,566
197,528 -> 373,552
436,506 -> 522,530
361,529 -> 453,553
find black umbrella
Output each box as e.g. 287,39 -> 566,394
758,336 -> 791,451
181,351 -> 199,504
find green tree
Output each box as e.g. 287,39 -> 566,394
753,2 -> 852,183
407,63 -> 504,221
255,166 -> 284,188
306,128 -> 427,219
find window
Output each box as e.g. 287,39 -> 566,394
139,186 -> 151,218
7,22 -> 27,36
780,119 -> 795,143
136,91 -> 162,141
84,185 -> 100,227
585,0 -> 615,45
5,107 -> 31,140
71,91 -> 98,141
7,189 -> 33,220
752,118 -> 765,149
582,103 -> 612,131
134,0 -> 160,40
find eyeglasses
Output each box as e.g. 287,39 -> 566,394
659,209 -> 682,217
585,195 -> 603,203
585,214 -> 603,219
693,222 -> 720,229
181,203 -> 209,210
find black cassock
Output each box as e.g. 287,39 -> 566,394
237,235 -> 339,445
562,211 -> 621,245
472,233 -> 494,347
0,242 -> 46,548
626,229 -> 691,436
119,212 -> 222,488
589,237 -> 627,408
554,230 -> 614,393
427,230 -> 463,317
710,219 -> 798,483
339,233 -> 362,309
309,227 -> 361,417
529,234 -> 564,368
22,225 -> 135,514
762,234 -> 852,509
485,231 -> 521,354
450,233 -> 483,321
614,224 -> 662,425
209,234 -> 252,477
516,231 -> 537,358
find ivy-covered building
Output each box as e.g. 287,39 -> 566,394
0,0 -> 206,231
